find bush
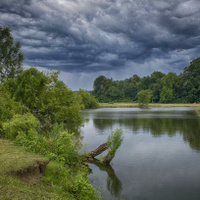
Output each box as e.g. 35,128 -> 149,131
14,128 -> 81,166
4,68 -> 83,133
107,129 -> 123,155
78,89 -> 99,109
2,113 -> 39,140
137,90 -> 152,108
0,87 -> 23,135
45,161 -> 101,200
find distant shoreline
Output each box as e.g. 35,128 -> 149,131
99,102 -> 200,108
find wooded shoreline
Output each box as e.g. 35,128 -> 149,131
99,102 -> 200,108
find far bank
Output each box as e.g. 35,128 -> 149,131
99,102 -> 200,108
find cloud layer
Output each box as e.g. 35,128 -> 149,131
0,0 -> 200,90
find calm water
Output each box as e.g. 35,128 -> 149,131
81,107 -> 200,200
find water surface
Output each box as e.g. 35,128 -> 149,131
81,107 -> 200,200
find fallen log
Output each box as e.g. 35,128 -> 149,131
86,142 -> 108,158
102,152 -> 115,164
83,142 -> 115,164
83,129 -> 123,165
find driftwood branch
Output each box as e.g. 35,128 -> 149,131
83,129 -> 123,165
86,142 -> 108,158
83,142 -> 115,164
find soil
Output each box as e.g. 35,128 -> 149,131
9,160 -> 49,184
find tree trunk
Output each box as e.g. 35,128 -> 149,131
83,142 -> 115,165
103,152 -> 115,164
86,142 -> 108,158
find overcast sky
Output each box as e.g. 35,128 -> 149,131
0,0 -> 200,90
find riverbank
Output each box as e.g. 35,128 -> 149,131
0,139 -> 71,199
0,139 -> 100,200
99,102 -> 200,108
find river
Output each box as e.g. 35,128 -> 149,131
81,107 -> 200,200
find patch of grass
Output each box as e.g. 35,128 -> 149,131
99,102 -> 138,108
0,174 -> 74,200
0,139 -> 75,199
0,139 -> 101,200
149,103 -> 200,107
99,102 -> 200,108
0,139 -> 48,174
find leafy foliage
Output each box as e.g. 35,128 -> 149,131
10,122 -> 80,166
4,67 -> 83,132
0,27 -> 100,200
93,58 -> 200,103
0,26 -> 23,82
1,112 -> 100,199
137,90 -> 152,108
78,89 -> 99,109
45,161 -> 101,200
2,113 -> 39,140
0,86 -> 23,135
107,129 -> 123,155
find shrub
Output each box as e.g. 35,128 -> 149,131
107,128 -> 123,155
0,87 -> 23,135
45,161 -> 101,200
2,113 -> 39,140
137,90 -> 152,108
15,129 -> 81,166
78,89 -> 99,109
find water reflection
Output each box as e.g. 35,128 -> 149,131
89,160 -> 122,197
92,114 -> 200,151
82,108 -> 200,200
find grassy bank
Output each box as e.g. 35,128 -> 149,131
0,139 -> 74,199
99,102 -> 200,108
0,139 -> 100,200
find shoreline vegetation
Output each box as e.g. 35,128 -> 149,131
99,102 -> 200,108
0,67 -> 101,200
0,139 -> 92,200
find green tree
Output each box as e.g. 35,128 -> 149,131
2,113 -> 39,140
0,26 -> 24,82
78,89 -> 99,109
160,86 -> 174,103
0,86 -> 23,135
4,67 -> 83,132
93,75 -> 107,101
137,90 -> 152,108
124,75 -> 141,101
160,72 -> 180,103
149,72 -> 165,103
180,58 -> 200,103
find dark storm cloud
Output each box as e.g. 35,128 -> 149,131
0,0 -> 200,74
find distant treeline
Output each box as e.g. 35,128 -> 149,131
92,58 -> 200,103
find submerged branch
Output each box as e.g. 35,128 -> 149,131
83,129 -> 123,165
83,142 -> 115,164
86,142 -> 108,158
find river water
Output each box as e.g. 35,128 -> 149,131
81,107 -> 200,200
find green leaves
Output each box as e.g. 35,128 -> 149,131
0,26 -> 24,82
4,67 -> 83,132
107,128 -> 123,155
137,89 -> 152,108
2,113 -> 39,140
0,87 -> 23,135
78,89 -> 99,109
